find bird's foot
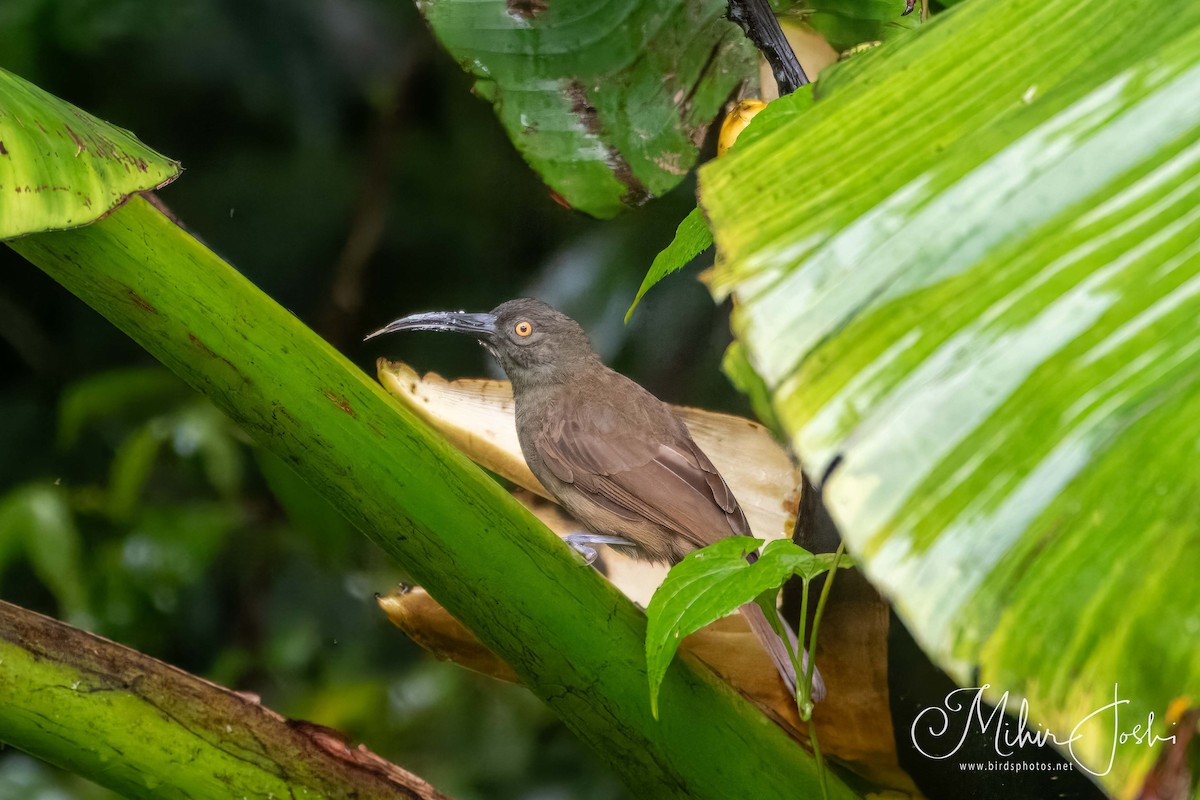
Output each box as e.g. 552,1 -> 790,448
563,533 -> 636,565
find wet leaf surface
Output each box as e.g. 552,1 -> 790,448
701,0 -> 1200,792
418,0 -> 755,217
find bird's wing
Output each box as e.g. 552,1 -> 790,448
534,406 -> 749,551
534,390 -> 821,701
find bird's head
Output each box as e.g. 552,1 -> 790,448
366,298 -> 599,387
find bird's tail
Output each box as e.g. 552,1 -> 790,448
738,601 -> 826,704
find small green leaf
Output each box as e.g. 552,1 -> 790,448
758,538 -> 854,580
626,207 -> 713,321
645,536 -> 853,714
0,67 -> 179,239
647,536 -> 761,716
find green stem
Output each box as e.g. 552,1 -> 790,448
806,541 -> 848,753
796,577 -> 812,717
804,543 -> 847,800
808,542 -> 847,672
808,714 -> 828,800
0,599 -> 449,800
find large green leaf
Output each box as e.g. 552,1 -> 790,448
0,67 -> 179,239
418,0 -> 755,218
700,0 -> 1200,793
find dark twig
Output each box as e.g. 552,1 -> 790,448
726,0 -> 809,94
318,48 -> 427,348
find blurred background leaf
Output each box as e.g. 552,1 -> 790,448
57,367 -> 192,448
0,483 -> 88,623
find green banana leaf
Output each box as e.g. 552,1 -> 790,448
417,0 -> 755,218
699,0 -> 1200,794
0,67 -> 179,238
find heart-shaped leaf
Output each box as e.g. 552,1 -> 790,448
646,537 -> 852,715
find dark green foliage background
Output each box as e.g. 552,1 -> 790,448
0,2 -> 750,797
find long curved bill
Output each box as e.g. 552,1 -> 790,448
364,311 -> 499,341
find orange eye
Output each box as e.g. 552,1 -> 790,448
515,321 -> 533,337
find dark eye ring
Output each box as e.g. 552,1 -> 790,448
515,321 -> 533,337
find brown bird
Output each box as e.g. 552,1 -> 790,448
367,298 -> 823,702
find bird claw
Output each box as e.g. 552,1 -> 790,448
571,542 -> 600,565
563,533 -> 635,565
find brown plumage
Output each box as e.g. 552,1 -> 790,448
368,298 -> 823,702
524,371 -> 745,564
